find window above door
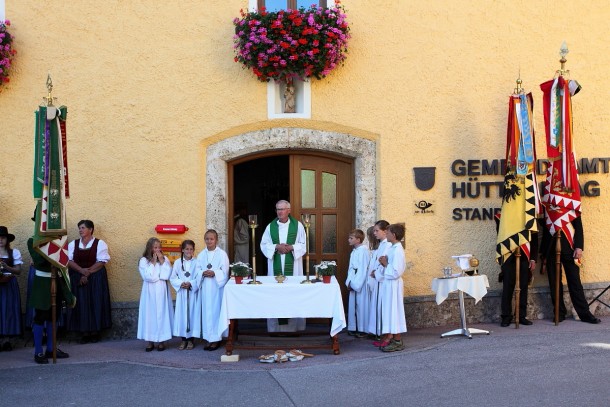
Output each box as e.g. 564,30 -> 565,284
255,1 -> 328,12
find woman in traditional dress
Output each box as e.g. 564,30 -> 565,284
170,240 -> 199,350
194,230 -> 229,351
66,220 -> 111,344
137,237 -> 173,352
0,226 -> 23,351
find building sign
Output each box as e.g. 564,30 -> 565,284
449,157 -> 607,221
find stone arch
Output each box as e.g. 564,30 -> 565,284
206,127 -> 377,248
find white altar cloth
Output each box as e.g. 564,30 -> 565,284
218,276 -> 346,337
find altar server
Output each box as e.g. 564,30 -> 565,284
345,229 -> 370,337
170,240 -> 200,350
367,220 -> 390,339
194,230 -> 229,351
137,238 -> 174,352
376,223 -> 407,352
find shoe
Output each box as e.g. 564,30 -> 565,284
35,353 -> 49,364
288,349 -> 314,358
145,343 -> 155,352
90,334 -> 100,343
500,319 -> 511,327
79,335 -> 90,344
259,354 -> 276,363
519,318 -> 533,326
347,330 -> 356,336
178,341 -> 187,350
582,317 -> 601,324
203,344 -> 212,351
186,341 -> 194,350
381,339 -> 405,352
45,348 -> 69,359
206,342 -> 220,351
274,350 -> 288,363
157,344 -> 166,352
354,332 -> 366,338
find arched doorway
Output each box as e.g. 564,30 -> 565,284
227,151 -> 354,300
205,127 -> 378,307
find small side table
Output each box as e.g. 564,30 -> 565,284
431,275 -> 490,339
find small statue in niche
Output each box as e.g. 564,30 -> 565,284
283,81 -> 296,113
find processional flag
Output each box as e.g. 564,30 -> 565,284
32,76 -> 74,305
495,84 -> 540,265
539,73 -> 582,247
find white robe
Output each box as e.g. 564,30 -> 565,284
233,217 -> 250,263
346,244 -> 370,332
260,218 -> 307,332
170,258 -> 200,338
194,247 -> 229,342
378,242 -> 407,334
366,239 -> 391,335
137,257 -> 174,342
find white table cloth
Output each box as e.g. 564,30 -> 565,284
431,274 -> 490,339
431,275 -> 489,305
218,276 -> 346,337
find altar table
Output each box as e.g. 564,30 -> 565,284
218,276 -> 346,355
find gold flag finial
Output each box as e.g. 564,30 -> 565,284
43,72 -> 57,106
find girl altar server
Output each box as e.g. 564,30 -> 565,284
0,226 -> 23,350
170,240 -> 199,350
137,238 -> 174,352
345,229 -> 370,337
367,220 -> 391,339
194,230 -> 229,351
376,223 -> 407,352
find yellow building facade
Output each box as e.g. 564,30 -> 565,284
1,1 -> 609,329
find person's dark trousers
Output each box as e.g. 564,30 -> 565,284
501,255 -> 530,320
546,252 -> 594,320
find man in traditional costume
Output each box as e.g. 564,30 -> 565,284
260,200 -> 306,332
28,208 -> 76,364
540,75 -> 599,324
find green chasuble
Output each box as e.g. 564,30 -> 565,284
269,215 -> 298,276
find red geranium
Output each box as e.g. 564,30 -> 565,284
0,20 -> 16,89
232,2 -> 350,83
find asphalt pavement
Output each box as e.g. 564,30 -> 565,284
1,318 -> 609,407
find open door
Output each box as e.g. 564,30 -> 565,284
290,154 -> 354,305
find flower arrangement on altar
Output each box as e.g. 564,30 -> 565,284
0,20 -> 16,88
314,260 -> 337,276
232,2 -> 350,84
230,261 -> 252,277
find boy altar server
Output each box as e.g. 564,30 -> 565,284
345,229 -> 370,337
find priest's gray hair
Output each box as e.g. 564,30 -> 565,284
275,200 -> 291,209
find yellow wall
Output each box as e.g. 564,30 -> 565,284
1,1 -> 609,302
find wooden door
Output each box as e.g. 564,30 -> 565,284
290,154 -> 354,305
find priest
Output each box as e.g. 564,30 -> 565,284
260,200 -> 307,332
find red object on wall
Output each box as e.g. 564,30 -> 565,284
155,224 -> 189,234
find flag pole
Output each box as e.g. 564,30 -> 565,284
514,247 -> 521,328
51,266 -> 57,363
554,230 -> 562,325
